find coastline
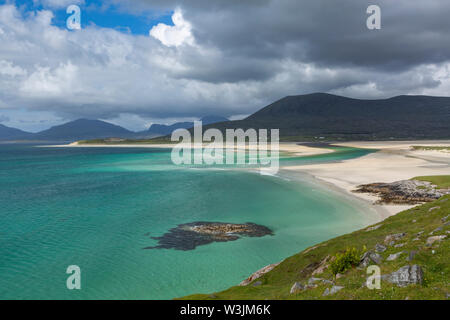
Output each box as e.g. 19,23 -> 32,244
283,140 -> 450,217
43,141 -> 334,157
277,168 -> 392,222
50,140 -> 450,219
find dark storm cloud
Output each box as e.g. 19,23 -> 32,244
1,0 -> 450,130
129,0 -> 450,81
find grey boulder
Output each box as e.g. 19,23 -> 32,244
387,251 -> 405,261
383,265 -> 423,287
360,251 -> 382,267
290,282 -> 305,294
375,243 -> 387,253
323,285 -> 344,296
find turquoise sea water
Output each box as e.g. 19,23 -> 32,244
0,144 -> 378,299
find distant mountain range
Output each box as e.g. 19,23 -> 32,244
1,93 -> 449,142
200,93 -> 450,140
0,124 -> 32,140
0,115 -> 229,142
144,115 -> 229,136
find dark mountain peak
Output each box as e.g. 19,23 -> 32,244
0,123 -> 32,140
33,118 -> 133,141
226,93 -> 450,140
200,115 -> 229,124
288,92 -> 337,98
71,118 -> 96,123
147,115 -> 229,136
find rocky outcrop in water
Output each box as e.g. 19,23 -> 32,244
144,221 -> 273,251
354,180 -> 449,204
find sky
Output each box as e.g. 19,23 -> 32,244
0,0 -> 450,132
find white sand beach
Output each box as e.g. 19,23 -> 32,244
284,140 -> 450,216
46,141 -> 333,157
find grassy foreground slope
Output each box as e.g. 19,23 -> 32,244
181,185 -> 449,300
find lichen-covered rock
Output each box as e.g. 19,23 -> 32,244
426,235 -> 447,246
311,255 -> 331,276
429,226 -> 443,235
375,243 -> 387,253
290,282 -> 305,294
239,262 -> 280,286
384,233 -> 406,245
307,277 -> 333,286
366,224 -> 382,232
360,251 -> 382,266
323,285 -> 344,296
383,265 -> 424,287
387,251 -> 405,261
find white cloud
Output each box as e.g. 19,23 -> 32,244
0,2 -> 450,131
20,62 -> 78,96
0,60 -> 27,77
149,8 -> 194,47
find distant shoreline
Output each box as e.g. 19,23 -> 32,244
45,139 -> 450,220
43,141 -> 335,157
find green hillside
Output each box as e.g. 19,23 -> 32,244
201,93 -> 450,141
181,178 -> 450,300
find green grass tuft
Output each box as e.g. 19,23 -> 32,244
413,175 -> 450,189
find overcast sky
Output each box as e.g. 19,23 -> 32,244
1,0 -> 450,131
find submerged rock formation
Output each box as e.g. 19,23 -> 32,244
354,180 -> 449,204
144,221 -> 273,251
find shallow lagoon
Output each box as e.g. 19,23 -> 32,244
0,144 -> 377,299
